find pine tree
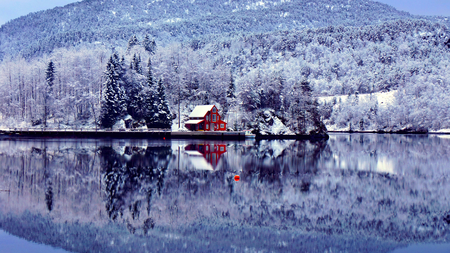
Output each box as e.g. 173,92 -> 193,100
226,71 -> 236,99
99,55 -> 126,128
127,35 -> 139,52
130,54 -> 142,74
127,79 -> 144,120
143,35 -> 157,54
151,79 -> 172,129
43,60 -> 55,127
144,59 -> 157,126
288,80 -> 326,134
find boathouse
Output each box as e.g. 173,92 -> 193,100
184,105 -> 227,131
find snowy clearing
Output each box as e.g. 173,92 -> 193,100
318,90 -> 397,108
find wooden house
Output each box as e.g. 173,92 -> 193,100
184,105 -> 227,131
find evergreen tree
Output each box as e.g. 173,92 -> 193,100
99,55 -> 126,128
226,71 -> 236,99
127,35 -> 139,52
43,60 -> 55,127
288,80 -> 325,134
144,59 -> 157,126
127,79 -> 144,120
130,54 -> 142,74
151,79 -> 172,128
143,35 -> 157,54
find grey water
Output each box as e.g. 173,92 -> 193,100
0,133 -> 449,253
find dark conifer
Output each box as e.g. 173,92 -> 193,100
226,71 -> 236,99
43,60 -> 55,127
151,79 -> 172,129
99,55 -> 126,128
127,35 -> 139,52
143,35 -> 157,54
144,59 -> 157,126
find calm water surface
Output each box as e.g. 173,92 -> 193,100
0,134 -> 449,252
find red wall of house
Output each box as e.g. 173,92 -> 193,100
202,106 -> 227,131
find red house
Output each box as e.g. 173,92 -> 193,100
184,105 -> 227,131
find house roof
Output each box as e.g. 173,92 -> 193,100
188,105 -> 215,118
184,119 -> 204,125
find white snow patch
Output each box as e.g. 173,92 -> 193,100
270,117 -> 292,135
112,119 -> 126,131
430,129 -> 450,134
318,90 -> 397,108
165,18 -> 183,23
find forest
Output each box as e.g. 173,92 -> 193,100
1,18 -> 450,133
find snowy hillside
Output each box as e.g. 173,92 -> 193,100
0,0 -> 416,59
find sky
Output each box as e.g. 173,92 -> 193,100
0,0 -> 450,25
376,0 -> 450,16
0,0 -> 79,25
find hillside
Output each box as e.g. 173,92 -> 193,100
0,0 -> 414,59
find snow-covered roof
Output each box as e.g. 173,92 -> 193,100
184,119 -> 204,125
188,105 -> 215,118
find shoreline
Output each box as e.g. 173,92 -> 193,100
2,128 -> 450,140
328,130 -> 450,134
0,129 -> 329,140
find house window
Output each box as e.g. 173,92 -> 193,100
206,115 -> 209,121
220,124 -> 224,129
206,124 -> 209,129
206,146 -> 209,151
212,107 -> 216,113
220,146 -> 224,151
212,114 -> 216,122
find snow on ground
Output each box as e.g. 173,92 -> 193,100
268,117 -> 294,135
318,90 -> 397,108
429,129 -> 450,134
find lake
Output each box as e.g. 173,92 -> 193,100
0,134 -> 449,253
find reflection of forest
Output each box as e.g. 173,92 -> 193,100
0,136 -> 449,252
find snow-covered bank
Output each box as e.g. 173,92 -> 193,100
320,89 -> 450,133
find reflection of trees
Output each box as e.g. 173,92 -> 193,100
1,137 -> 450,251
100,146 -> 171,221
240,140 -> 329,187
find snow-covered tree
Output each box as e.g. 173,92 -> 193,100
142,35 -> 157,55
99,54 -> 127,128
150,79 -> 172,129
130,54 -> 142,74
143,58 -> 157,126
127,35 -> 139,52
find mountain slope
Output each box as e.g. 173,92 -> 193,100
0,0 -> 414,59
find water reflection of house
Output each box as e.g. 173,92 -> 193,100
185,143 -> 227,170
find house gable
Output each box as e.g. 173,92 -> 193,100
185,105 -> 227,131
